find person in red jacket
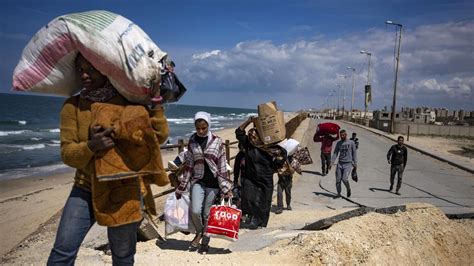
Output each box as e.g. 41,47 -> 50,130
313,132 -> 339,176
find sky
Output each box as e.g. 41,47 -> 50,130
1,0 -> 473,111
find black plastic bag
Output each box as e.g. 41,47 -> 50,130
160,71 -> 186,103
351,168 -> 358,182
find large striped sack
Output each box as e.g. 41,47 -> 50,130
12,10 -> 167,105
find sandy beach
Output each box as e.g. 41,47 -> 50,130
2,115 -> 474,265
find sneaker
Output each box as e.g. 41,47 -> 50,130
275,208 -> 283,214
347,189 -> 351,198
287,205 -> 292,211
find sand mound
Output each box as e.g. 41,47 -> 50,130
2,203 -> 473,265
279,203 -> 474,265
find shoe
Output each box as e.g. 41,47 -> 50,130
336,193 -> 341,198
188,233 -> 202,251
347,189 -> 351,198
389,185 -> 393,192
395,190 -> 401,195
247,222 -> 260,230
199,244 -> 209,255
287,205 -> 292,211
322,173 -> 326,176
275,208 -> 283,214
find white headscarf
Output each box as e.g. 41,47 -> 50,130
194,111 -> 212,138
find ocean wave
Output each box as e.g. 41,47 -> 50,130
47,143 -> 61,147
22,144 -> 46,150
0,163 -> 71,181
0,143 -> 47,153
167,118 -> 194,124
0,130 -> 30,137
31,137 -> 42,141
0,120 -> 27,125
48,129 -> 60,133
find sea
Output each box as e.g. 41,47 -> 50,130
0,93 -> 256,181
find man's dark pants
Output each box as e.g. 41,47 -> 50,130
277,174 -> 292,209
320,152 -> 331,175
390,164 -> 405,191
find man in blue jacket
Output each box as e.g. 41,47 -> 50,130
331,130 -> 357,197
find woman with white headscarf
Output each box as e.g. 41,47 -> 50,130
175,111 -> 232,254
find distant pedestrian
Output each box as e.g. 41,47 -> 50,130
313,133 -> 339,176
330,130 -> 357,197
350,132 -> 359,149
275,155 -> 295,214
387,136 -> 408,195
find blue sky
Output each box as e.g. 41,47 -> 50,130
1,0 -> 473,111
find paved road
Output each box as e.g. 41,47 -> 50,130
301,119 -> 474,215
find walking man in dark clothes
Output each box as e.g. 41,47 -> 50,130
331,129 -> 357,197
387,136 -> 408,195
314,133 -> 339,176
350,132 -> 359,149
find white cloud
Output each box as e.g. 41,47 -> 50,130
180,20 -> 474,110
191,50 -> 221,60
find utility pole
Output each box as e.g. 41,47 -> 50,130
347,67 -> 356,120
360,50 -> 372,119
386,20 -> 402,134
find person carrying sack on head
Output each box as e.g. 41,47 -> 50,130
48,53 -> 169,265
314,132 -> 339,176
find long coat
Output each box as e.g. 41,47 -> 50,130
60,94 -> 169,226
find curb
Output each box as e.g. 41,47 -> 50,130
341,121 -> 474,174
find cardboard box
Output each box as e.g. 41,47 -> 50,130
255,101 -> 286,145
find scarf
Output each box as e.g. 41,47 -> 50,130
80,81 -> 118,102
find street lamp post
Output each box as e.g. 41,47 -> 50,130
347,66 -> 356,120
337,74 -> 348,118
360,50 -> 372,119
336,84 -> 341,117
386,20 -> 402,134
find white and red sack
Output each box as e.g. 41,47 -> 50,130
205,200 -> 241,241
12,10 -> 167,105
